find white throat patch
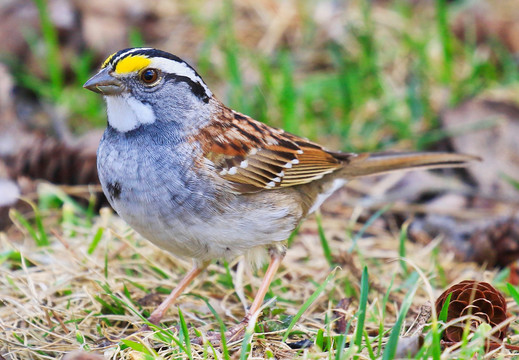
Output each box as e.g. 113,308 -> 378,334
105,94 -> 156,132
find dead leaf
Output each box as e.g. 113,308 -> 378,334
452,0 -> 519,54
62,352 -> 104,360
394,335 -> 424,359
333,297 -> 352,334
442,98 -> 519,200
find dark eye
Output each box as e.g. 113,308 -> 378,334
140,68 -> 159,84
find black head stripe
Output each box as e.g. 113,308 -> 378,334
109,48 -> 205,81
163,73 -> 210,103
105,48 -> 211,101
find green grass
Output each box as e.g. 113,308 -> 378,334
316,213 -> 335,267
354,267 -> 369,351
3,0 -> 105,130
382,273 -> 419,359
9,0 -> 515,148
9,203 -> 49,247
282,269 -> 337,342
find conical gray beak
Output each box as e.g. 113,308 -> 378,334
83,67 -> 124,95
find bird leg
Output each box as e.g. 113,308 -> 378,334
224,248 -> 286,342
147,264 -> 205,325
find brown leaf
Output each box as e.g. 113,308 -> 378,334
411,301 -> 432,335
441,98 -> 519,200
333,297 -> 352,334
0,0 -> 36,59
62,352 -> 104,360
394,335 -> 424,359
0,63 -> 15,126
451,0 -> 519,54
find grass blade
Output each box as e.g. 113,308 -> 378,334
33,208 -> 49,246
430,292 -> 452,360
377,276 -> 394,357
191,294 -> 230,360
382,273 -> 419,360
354,267 -> 369,349
507,283 -> 519,306
349,205 -> 391,252
282,269 -> 336,342
316,213 -> 334,267
398,222 -> 409,275
435,0 -> 453,84
32,0 -> 64,99
334,320 -> 352,360
363,329 -> 376,360
88,227 -> 104,255
10,202 -> 49,247
438,293 -> 451,322
10,209 -> 40,245
178,307 -> 193,360
120,339 -> 156,356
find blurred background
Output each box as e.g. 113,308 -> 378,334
0,0 -> 518,240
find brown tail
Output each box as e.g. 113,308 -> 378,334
339,152 -> 480,178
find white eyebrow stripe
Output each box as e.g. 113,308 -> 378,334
150,57 -> 212,97
112,48 -> 152,66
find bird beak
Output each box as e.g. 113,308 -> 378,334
83,67 -> 124,95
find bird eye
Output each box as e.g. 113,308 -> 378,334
140,68 -> 159,85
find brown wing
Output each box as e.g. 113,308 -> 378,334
195,103 -> 356,193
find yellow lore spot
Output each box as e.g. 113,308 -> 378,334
114,55 -> 151,74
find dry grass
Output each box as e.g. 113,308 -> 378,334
1,180 -> 518,359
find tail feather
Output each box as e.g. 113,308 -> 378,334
340,152 -> 480,178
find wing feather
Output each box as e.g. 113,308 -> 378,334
194,104 -> 355,193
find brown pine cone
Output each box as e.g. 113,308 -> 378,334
3,131 -> 101,186
467,217 -> 519,268
435,280 -> 509,343
0,129 -> 108,230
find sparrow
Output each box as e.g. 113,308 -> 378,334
84,47 -> 477,336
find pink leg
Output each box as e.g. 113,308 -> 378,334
225,250 -> 285,341
247,251 -> 284,317
148,265 -> 205,325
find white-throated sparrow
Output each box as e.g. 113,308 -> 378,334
84,48 -> 477,336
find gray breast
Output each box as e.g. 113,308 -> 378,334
96,124 -> 303,261
98,125 -> 212,227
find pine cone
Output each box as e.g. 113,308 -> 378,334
3,132 -> 100,186
0,129 -> 109,230
435,280 -> 509,343
467,217 -> 519,268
